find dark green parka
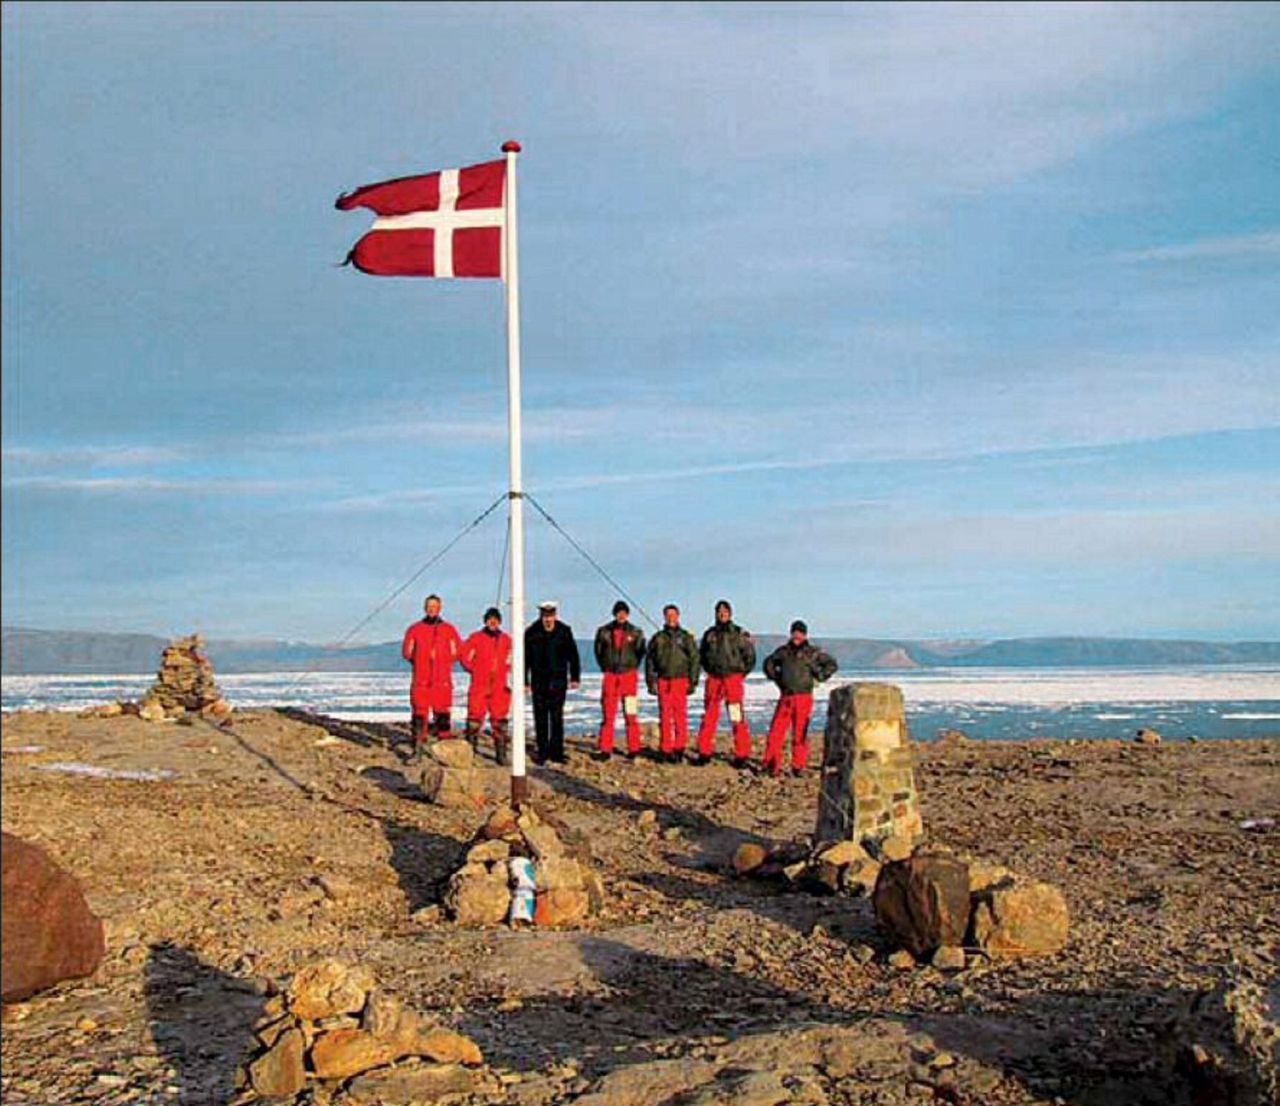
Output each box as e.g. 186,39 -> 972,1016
645,625 -> 700,692
699,621 -> 756,677
593,620 -> 646,674
763,641 -> 837,694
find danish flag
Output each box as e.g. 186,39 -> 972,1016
336,158 -> 506,278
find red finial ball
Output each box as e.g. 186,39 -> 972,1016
502,139 -> 522,153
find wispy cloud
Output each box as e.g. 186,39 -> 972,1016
2,444 -> 187,469
1114,230 -> 1280,263
4,476 -> 301,495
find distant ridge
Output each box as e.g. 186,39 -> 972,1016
4,626 -> 1278,676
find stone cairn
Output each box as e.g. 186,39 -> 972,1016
241,959 -> 486,1103
733,681 -> 1070,970
443,802 -> 605,927
139,634 -> 231,722
816,682 -> 923,851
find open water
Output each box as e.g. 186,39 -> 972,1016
4,666 -> 1279,741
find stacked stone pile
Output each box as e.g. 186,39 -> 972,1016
139,634 -> 231,722
1172,969 -> 1279,1106
242,959 -> 486,1102
419,739 -> 485,809
443,803 -> 605,927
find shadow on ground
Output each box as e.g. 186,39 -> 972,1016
457,934 -> 1196,1106
144,942 -> 266,1106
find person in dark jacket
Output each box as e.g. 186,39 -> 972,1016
695,599 -> 756,767
523,601 -> 581,764
593,600 -> 647,760
645,603 -> 700,763
762,620 -> 838,777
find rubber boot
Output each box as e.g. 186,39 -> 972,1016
465,719 -> 481,753
493,720 -> 510,766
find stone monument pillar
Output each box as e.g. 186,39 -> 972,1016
815,683 -> 923,848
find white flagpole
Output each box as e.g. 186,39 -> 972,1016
502,139 -> 529,805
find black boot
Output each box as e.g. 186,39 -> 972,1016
464,720 -> 481,752
493,721 -> 510,766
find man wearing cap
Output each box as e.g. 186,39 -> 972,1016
460,607 -> 513,765
524,601 -> 581,765
645,603 -> 700,763
401,593 -> 464,755
593,600 -> 647,760
695,600 -> 757,767
762,620 -> 838,777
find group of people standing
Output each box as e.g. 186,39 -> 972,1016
401,594 -> 838,778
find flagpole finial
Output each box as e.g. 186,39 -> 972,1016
502,139 -> 522,153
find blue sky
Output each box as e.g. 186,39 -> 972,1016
3,1 -> 1278,643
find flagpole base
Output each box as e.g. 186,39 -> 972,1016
510,774 -> 529,805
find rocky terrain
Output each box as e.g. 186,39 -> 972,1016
1,709 -> 1276,1105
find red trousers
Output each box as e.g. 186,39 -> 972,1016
466,681 -> 511,727
410,681 -> 454,738
763,692 -> 814,774
697,673 -> 752,759
656,676 -> 690,754
599,669 -> 641,754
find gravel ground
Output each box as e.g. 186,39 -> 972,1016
1,708 -> 1277,1105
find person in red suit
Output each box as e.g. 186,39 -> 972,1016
401,593 -> 463,755
460,606 -> 513,765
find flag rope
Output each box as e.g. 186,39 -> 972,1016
281,493 -> 507,699
495,507 -> 511,610
524,493 -> 660,630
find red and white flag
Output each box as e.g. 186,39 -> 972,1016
336,158 -> 506,278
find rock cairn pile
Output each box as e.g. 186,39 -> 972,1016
444,803 -> 605,927
140,634 -> 231,722
1172,968 -> 1279,1106
242,959 -> 486,1103
420,739 -> 485,809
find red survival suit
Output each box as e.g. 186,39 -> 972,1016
402,617 -> 463,742
459,627 -> 513,764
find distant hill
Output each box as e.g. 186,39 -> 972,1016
5,626 -> 1278,675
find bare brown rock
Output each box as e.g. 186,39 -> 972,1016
1,832 -> 105,1002
309,1027 -> 397,1079
287,959 -> 376,1020
444,863 -> 511,925
344,1061 -> 475,1105
970,879 -> 1069,958
732,842 -> 769,875
873,854 -> 971,960
248,1026 -> 305,1098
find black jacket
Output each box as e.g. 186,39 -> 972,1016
524,621 -> 581,687
763,641 -> 837,694
645,626 -> 700,691
700,621 -> 756,677
594,620 -> 646,674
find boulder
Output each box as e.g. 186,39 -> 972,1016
344,1062 -> 476,1105
534,856 -> 585,893
534,887 -> 590,927
481,804 -> 520,840
138,698 -> 169,723
873,854 -> 971,960
815,840 -> 870,868
465,839 -> 511,864
248,1026 -> 305,1098
287,959 -> 376,1020
732,842 -> 769,876
427,739 -> 475,770
444,863 -> 511,926
970,879 -> 1069,958
421,763 -> 483,809
1,833 -> 106,1002
842,859 -> 881,896
1135,728 -> 1162,745
361,989 -> 483,1065
523,823 -> 564,860
310,1028 -> 396,1080
931,945 -> 967,972
967,861 -> 1013,894
936,728 -> 969,746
